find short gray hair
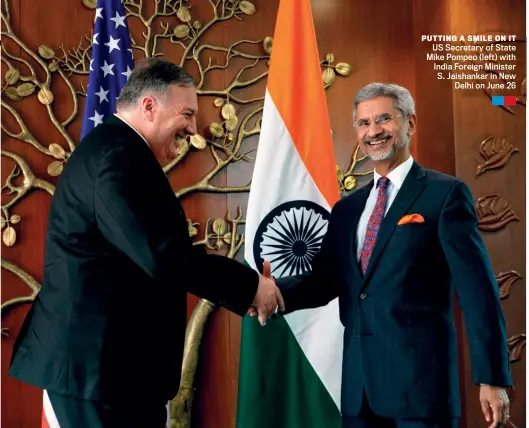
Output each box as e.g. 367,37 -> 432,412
352,83 -> 415,123
116,58 -> 195,109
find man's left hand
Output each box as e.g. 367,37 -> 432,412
480,384 -> 510,427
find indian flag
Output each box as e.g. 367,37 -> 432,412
236,0 -> 343,426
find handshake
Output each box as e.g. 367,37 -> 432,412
248,261 -> 285,326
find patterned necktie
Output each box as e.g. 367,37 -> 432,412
360,176 -> 390,274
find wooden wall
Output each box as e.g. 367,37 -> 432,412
1,0 -> 525,427
448,0 -> 526,426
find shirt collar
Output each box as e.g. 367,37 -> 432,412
113,113 -> 150,148
373,155 -> 414,190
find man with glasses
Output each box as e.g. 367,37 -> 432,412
269,83 -> 511,427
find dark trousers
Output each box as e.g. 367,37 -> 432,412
47,391 -> 167,428
342,393 -> 459,428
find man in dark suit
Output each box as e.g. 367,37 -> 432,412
263,83 -> 511,427
9,58 -> 283,427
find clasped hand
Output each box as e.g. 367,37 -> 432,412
248,261 -> 285,326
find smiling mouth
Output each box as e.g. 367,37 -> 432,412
366,136 -> 390,146
174,135 -> 187,145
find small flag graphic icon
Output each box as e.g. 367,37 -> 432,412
492,96 -> 517,106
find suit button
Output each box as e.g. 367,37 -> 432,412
359,293 -> 367,300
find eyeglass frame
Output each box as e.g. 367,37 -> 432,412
353,112 -> 408,129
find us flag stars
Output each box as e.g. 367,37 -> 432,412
81,0 -> 134,139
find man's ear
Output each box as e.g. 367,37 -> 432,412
407,114 -> 417,137
141,96 -> 157,122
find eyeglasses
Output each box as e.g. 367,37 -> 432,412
353,113 -> 406,129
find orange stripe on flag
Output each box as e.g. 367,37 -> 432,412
41,403 -> 51,428
267,0 -> 339,207
41,390 -> 61,428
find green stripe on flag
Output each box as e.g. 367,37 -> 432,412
237,313 -> 342,428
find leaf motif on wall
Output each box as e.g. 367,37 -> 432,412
496,270 -> 523,299
507,333 -> 526,363
2,226 -> 17,247
187,219 -> 198,238
476,194 -> 519,231
476,136 -> 519,176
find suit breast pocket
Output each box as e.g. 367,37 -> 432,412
391,222 -> 433,251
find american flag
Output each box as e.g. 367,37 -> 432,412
80,0 -> 134,139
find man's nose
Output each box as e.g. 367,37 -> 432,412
186,117 -> 197,135
365,121 -> 383,138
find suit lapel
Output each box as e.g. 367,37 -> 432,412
347,182 -> 372,279
361,162 -> 427,287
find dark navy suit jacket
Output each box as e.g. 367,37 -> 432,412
277,161 -> 511,419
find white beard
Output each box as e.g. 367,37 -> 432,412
365,130 -> 409,161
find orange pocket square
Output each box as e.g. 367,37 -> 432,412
398,213 -> 425,225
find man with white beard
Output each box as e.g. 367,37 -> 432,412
269,83 -> 512,428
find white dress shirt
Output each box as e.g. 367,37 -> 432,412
356,155 -> 415,261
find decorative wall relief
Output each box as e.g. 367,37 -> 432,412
476,194 -> 519,231
0,0 -> 355,307
464,34 -> 526,428
496,270 -> 523,300
337,144 -> 372,195
476,136 -> 519,176
508,334 -> 526,363
171,298 -> 217,428
0,1 -> 357,426
0,258 -> 41,328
